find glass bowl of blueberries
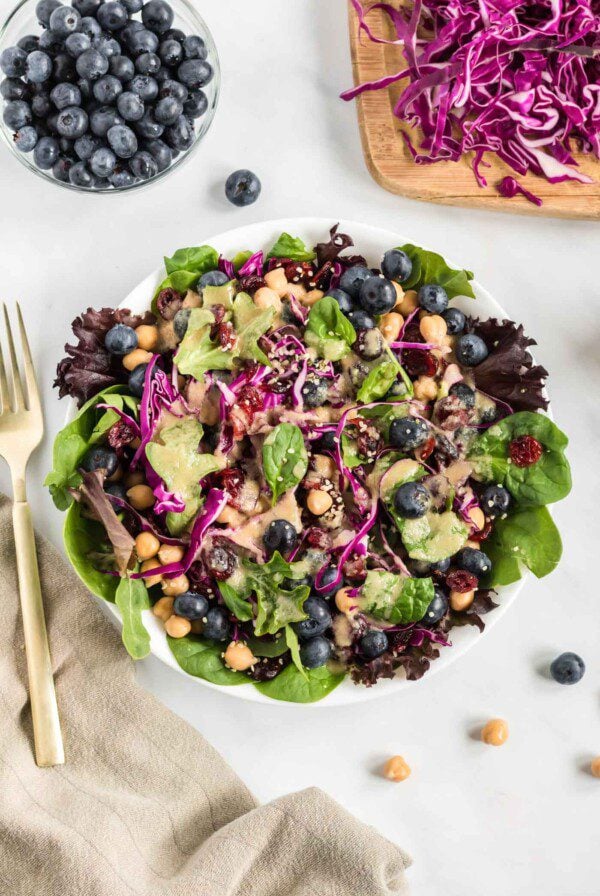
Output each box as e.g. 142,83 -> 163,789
0,0 -> 219,191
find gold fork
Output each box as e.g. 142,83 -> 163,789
0,305 -> 64,767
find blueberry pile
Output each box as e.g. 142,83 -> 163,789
0,0 -> 214,188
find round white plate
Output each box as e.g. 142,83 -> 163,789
67,217 -> 529,706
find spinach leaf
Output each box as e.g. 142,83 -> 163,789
359,569 -> 434,623
357,359 -> 399,403
115,572 -> 151,659
175,308 -> 236,378
232,250 -> 252,270
398,244 -> 475,299
267,232 -> 316,262
218,580 -> 254,622
285,625 -> 307,678
305,296 -> 356,360
167,635 -> 247,685
262,423 -> 308,504
468,411 -> 571,507
242,552 -> 310,636
341,433 -> 363,469
255,663 -> 344,703
63,500 -> 120,602
163,245 -> 219,276
245,634 -> 288,657
400,511 -> 469,563
483,506 -> 562,586
232,291 -> 275,365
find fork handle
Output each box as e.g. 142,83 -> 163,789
12,501 -> 64,767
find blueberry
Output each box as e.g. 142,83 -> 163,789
38,30 -> 65,54
347,309 -> 375,331
1,78 -> 30,101
135,110 -> 164,139
481,485 -> 510,518
31,90 -> 52,117
316,565 -> 341,596
423,587 -> 448,626
354,327 -> 384,361
409,558 -> 450,578
134,51 -> 159,75
326,287 -> 354,315
202,606 -> 230,641
263,519 -> 298,554
183,89 -> 208,119
129,150 -> 158,179
76,48 -> 109,80
72,0 -> 102,14
129,29 -> 159,57
14,125 -> 38,152
453,547 -> 491,579
107,123 -> 137,157
122,0 -> 143,11
117,90 -> 144,121
177,58 -> 212,89
79,16 -> 102,40
89,105 -> 122,135
455,334 -> 488,366
158,38 -> 183,67
3,100 -> 32,130
35,0 -> 61,26
109,54 -> 135,81
419,284 -> 449,314
17,34 -> 39,53
299,636 -> 332,669
50,82 -> 81,109
64,32 -> 91,58
110,166 -> 135,187
128,74 -> 158,101
93,74 -> 122,103
381,248 -> 413,283
339,265 -> 371,299
292,596 -> 332,640
52,52 -> 77,82
224,168 -> 261,206
128,362 -> 147,395
550,652 -> 585,685
120,19 -> 145,47
301,375 -> 328,409
25,50 -> 52,83
360,629 -> 388,659
198,270 -> 229,288
154,95 -> 182,125
105,482 -> 127,500
92,35 -> 121,59
158,78 -> 187,101
173,308 -> 191,340
56,106 -> 88,138
89,146 -> 116,177
393,481 -> 431,519
282,573 -> 313,591
52,154 -> 73,181
165,27 -> 185,42
448,382 -> 475,409
49,6 -> 81,36
105,323 -> 138,354
143,137 -> 171,171
97,1 -> 128,31
81,445 -> 119,476
173,592 -> 209,620
68,160 -> 93,186
0,47 -> 27,78
316,430 -> 336,453
182,34 -> 207,59
164,114 -> 193,149
33,135 -> 59,168
142,0 -> 174,34
389,417 -> 429,450
442,307 -> 466,335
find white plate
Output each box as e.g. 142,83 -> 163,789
67,217 -> 529,706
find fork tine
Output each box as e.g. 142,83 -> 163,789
0,323 -> 9,413
16,303 -> 40,409
3,304 -> 25,411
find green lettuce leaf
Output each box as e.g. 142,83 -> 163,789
241,552 -> 310,637
175,308 -> 236,378
115,572 -> 151,659
359,569 -> 434,624
163,245 -> 219,276
305,296 -> 356,361
232,291 -> 275,365
267,232 -> 316,261
285,624 -> 307,678
400,511 -> 469,563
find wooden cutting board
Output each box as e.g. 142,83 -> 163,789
347,2 -> 600,219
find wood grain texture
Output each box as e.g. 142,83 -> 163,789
348,2 -> 600,219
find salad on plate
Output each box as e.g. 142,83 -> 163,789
47,225 -> 571,703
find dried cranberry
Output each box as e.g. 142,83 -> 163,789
216,467 -> 244,507
509,435 -> 543,467
217,321 -> 237,351
468,520 -> 493,542
238,385 -> 264,413
247,655 -> 289,682
306,527 -> 333,550
238,275 -> 266,294
446,570 -> 478,593
343,555 -> 367,581
416,435 -> 436,461
156,287 -> 184,321
357,427 -> 381,460
107,419 -> 136,453
311,260 -> 333,289
211,303 -> 227,324
204,540 -> 237,580
402,349 -> 438,378
284,261 -> 314,286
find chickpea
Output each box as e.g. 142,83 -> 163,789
158,544 -> 185,565
106,465 -> 123,483
135,324 -> 159,351
135,531 -> 160,561
190,619 -> 204,634
182,289 -> 201,309
335,586 -> 357,615
217,504 -> 246,527
152,596 -> 174,622
413,376 -> 438,402
313,454 -> 336,479
303,289 -> 324,307
306,489 -> 333,516
286,281 -> 307,300
392,282 -> 405,308
383,755 -> 411,782
450,589 -> 475,612
165,615 -> 192,638
590,757 -> 600,778
127,484 -> 155,510
224,641 -> 257,671
141,559 -> 163,588
162,574 -> 190,596
397,288 -> 418,316
468,506 -> 486,531
254,287 -> 282,313
379,311 -> 403,343
420,314 -> 447,344
481,718 -> 509,747
124,469 -> 145,488
122,348 -> 153,372
264,267 -> 289,297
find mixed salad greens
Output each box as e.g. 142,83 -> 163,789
47,225 -> 571,702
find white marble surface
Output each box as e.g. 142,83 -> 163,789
1,1 -> 599,893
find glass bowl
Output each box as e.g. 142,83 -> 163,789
0,0 -> 220,193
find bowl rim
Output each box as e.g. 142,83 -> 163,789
0,0 -> 220,194
64,216 -> 539,706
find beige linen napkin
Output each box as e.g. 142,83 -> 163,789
0,495 -> 410,896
